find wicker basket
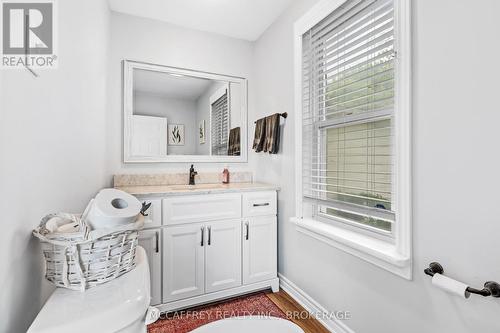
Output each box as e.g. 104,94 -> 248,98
33,211 -> 144,291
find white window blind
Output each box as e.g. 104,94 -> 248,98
211,90 -> 229,155
302,0 -> 396,232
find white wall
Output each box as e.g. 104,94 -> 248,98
134,92 -> 198,155
252,0 -> 500,332
108,12 -> 254,176
0,0 -> 110,332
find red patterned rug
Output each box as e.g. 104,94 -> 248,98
147,292 -> 288,333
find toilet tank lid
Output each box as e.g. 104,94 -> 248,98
27,247 -> 150,333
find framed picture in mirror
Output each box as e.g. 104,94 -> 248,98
168,124 -> 185,146
199,120 -> 206,144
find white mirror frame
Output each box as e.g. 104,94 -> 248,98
123,60 -> 248,163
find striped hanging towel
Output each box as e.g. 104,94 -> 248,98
228,127 -> 241,156
252,118 -> 266,152
263,113 -> 281,154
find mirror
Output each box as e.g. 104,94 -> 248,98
123,60 -> 247,163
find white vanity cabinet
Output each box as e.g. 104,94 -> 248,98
137,229 -> 162,305
137,198 -> 162,305
242,216 -> 277,284
163,223 -> 205,302
205,219 -> 242,293
132,188 -> 278,313
162,219 -> 242,302
242,191 -> 278,284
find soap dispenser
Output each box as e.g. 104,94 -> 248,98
222,166 -> 230,184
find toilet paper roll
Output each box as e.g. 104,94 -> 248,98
432,273 -> 470,299
87,189 -> 142,229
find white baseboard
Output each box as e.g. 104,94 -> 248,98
278,274 -> 355,333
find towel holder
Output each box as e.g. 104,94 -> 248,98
254,112 -> 288,124
424,262 -> 500,297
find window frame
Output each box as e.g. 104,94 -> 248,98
293,0 -> 412,279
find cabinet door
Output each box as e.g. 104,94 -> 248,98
205,220 -> 242,293
163,224 -> 205,302
138,230 -> 161,305
242,216 -> 277,285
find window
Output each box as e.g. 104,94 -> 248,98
294,0 -> 411,278
210,87 -> 229,155
303,0 -> 396,235
319,119 -> 393,233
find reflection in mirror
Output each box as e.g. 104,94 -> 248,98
124,61 -> 247,163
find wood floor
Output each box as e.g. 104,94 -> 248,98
266,290 -> 330,333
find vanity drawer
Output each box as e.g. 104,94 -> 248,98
140,198 -> 162,228
242,191 -> 277,217
163,194 -> 242,225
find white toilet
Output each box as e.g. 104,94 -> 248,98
28,247 -> 157,333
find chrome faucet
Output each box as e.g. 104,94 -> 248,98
189,164 -> 198,185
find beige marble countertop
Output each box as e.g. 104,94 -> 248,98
115,182 -> 280,197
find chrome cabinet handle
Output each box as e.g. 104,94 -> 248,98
208,226 -> 212,245
245,221 -> 249,240
200,227 -> 204,246
155,231 -> 159,253
253,203 -> 270,207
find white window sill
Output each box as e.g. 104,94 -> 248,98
291,217 -> 412,280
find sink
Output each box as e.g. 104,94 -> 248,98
168,184 -> 228,191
